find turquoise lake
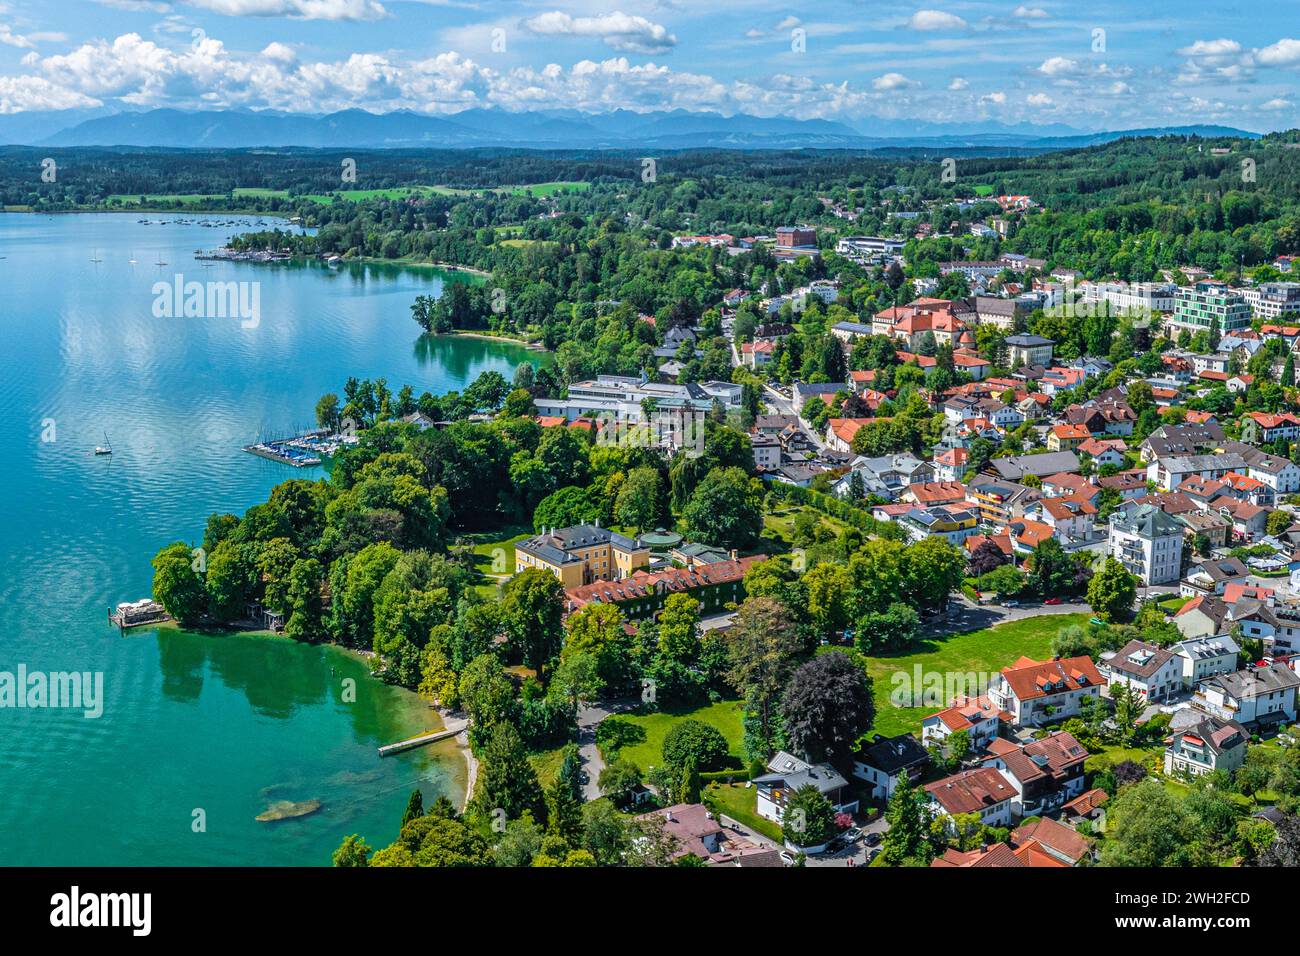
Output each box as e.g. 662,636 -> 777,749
0,212 -> 541,865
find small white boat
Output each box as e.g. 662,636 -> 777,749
94,432 -> 112,456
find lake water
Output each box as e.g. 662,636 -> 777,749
0,212 -> 541,865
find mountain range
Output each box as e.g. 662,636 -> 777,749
0,107 -> 1261,151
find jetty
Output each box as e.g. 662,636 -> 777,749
377,717 -> 469,757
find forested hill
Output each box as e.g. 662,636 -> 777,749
3,130 -> 1299,278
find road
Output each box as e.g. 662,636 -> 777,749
761,383 -> 827,452
926,586 -> 1181,638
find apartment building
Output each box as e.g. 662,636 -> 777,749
1168,281 -> 1252,337
1107,503 -> 1185,585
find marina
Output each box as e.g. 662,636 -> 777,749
242,429 -> 356,467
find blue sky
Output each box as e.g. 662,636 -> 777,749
0,0 -> 1296,131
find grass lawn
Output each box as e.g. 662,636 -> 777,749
1084,742 -> 1162,775
465,528 -> 532,598
107,192 -> 226,205
761,505 -> 850,552
1159,596 -> 1191,613
705,782 -> 783,842
862,613 -> 1090,738
529,745 -> 568,787
598,699 -> 747,772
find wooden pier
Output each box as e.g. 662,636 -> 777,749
377,717 -> 469,757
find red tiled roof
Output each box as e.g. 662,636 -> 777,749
925,767 -> 1015,815
1062,788 -> 1109,816
564,555 -> 765,613
909,480 -> 968,505
999,655 -> 1105,702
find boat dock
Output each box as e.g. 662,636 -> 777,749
377,717 -> 469,757
243,428 -> 358,467
110,599 -> 171,630
243,442 -> 322,467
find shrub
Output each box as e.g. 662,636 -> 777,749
662,719 -> 730,774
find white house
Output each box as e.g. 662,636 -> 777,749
1107,503 -> 1185,586
981,732 -> 1088,818
921,695 -> 1006,751
1172,634 -> 1241,689
753,751 -> 858,824
1164,716 -> 1249,778
986,655 -> 1106,727
1194,664 -> 1300,730
925,768 -> 1015,828
851,733 -> 930,802
1103,640 -> 1183,702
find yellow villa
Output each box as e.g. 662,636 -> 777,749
515,523 -> 651,587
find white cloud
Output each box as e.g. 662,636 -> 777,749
185,0 -> 386,18
0,74 -> 99,112
1260,97 -> 1293,110
774,16 -> 801,31
1012,5 -> 1048,18
1037,56 -> 1079,76
0,24 -> 66,49
872,71 -> 917,90
1257,38 -> 1300,66
522,11 -> 677,54
906,10 -> 967,31
948,76 -> 967,90
1026,92 -> 1052,106
1177,38 -> 1241,58
979,91 -> 1006,105
261,42 -> 296,63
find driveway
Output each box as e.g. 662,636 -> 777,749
805,814 -> 889,868
576,698 -> 638,801
717,807 -> 889,868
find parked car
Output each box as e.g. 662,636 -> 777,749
864,831 -> 882,847
1001,599 -> 1020,608
779,850 -> 796,866
843,827 -> 863,844
825,836 -> 849,854
1044,597 -> 1063,605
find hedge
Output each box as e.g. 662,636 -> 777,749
766,482 -> 908,541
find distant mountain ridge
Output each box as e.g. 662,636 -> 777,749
0,107 -> 1262,151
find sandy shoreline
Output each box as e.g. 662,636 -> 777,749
435,706 -> 478,810
442,330 -> 546,350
